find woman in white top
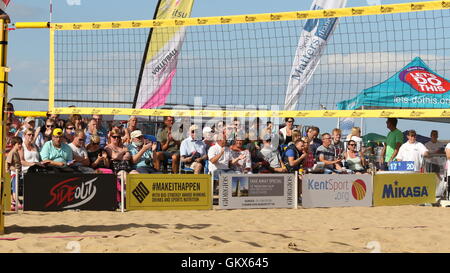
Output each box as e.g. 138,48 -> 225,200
19,128 -> 41,173
344,140 -> 366,174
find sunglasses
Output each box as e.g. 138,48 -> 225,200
111,135 -> 121,139
92,142 -> 100,145
66,127 -> 75,130
46,125 -> 55,128
287,120 -> 294,123
348,144 -> 356,146
26,134 -> 34,136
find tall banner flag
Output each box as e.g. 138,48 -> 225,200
133,0 -> 195,109
0,0 -> 10,11
284,0 -> 347,111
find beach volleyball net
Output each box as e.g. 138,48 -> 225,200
34,1 -> 450,118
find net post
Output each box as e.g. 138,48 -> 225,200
48,28 -> 55,112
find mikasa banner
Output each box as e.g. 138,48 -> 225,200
284,0 -> 347,111
134,0 -> 194,109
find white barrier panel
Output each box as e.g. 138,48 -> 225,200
219,174 -> 297,210
302,174 -> 373,208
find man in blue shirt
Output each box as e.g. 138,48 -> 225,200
40,128 -> 75,172
128,130 -> 161,174
180,125 -> 207,174
85,118 -> 107,148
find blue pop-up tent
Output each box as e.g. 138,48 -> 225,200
337,57 -> 450,111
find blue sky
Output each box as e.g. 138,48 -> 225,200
6,0 -> 450,140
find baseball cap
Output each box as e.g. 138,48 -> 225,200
130,130 -> 143,139
52,128 -> 63,136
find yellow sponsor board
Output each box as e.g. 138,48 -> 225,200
126,174 -> 212,210
373,173 -> 436,206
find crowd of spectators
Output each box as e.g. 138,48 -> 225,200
4,104 -> 450,207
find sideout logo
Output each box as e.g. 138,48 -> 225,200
46,177 -> 98,209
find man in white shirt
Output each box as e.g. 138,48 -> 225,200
425,130 -> 446,173
180,125 -> 207,174
208,133 -> 235,180
396,130 -> 429,172
69,130 -> 95,173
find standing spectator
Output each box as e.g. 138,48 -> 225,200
39,128 -> 75,172
63,121 -> 76,144
307,126 -> 322,158
6,103 -> 21,132
157,116 -> 181,173
381,118 -> 403,169
69,130 -> 95,173
279,117 -> 295,145
128,130 -> 161,174
85,118 -> 107,148
69,114 -> 84,130
346,127 -> 363,151
259,134 -> 287,173
425,130 -> 446,174
47,113 -> 64,129
40,118 -> 56,145
344,140 -> 366,174
230,136 -> 252,174
446,141 -> 450,182
180,125 -> 207,174
396,130 -> 429,172
17,117 -> 35,138
86,135 -> 110,173
5,119 -> 15,154
331,128 -> 345,159
105,128 -> 133,175
301,137 -> 315,170
123,116 -> 139,144
19,128 -> 41,174
6,137 -> 23,210
92,114 -> 107,134
317,133 -> 345,174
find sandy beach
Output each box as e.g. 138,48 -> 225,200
1,205 -> 450,253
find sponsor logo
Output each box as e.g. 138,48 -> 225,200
382,180 -> 428,199
379,111 -> 394,117
410,111 -> 425,117
92,23 -> 101,29
323,111 -> 336,117
352,179 -> 366,200
54,24 -> 63,30
45,177 -> 98,209
245,16 -> 256,22
131,110 -> 142,115
441,110 -> 450,117
270,14 -> 282,21
323,10 -> 336,17
442,1 -> 450,8
132,182 -> 150,203
411,4 -> 425,11
399,66 -> 450,94
351,111 -> 364,117
72,24 -> 82,30
294,112 -> 309,117
111,23 -> 120,28
175,20 -> 185,26
172,9 -> 188,18
296,12 -> 308,19
152,49 -> 178,75
91,109 -> 101,114
197,19 -> 208,24
71,109 -> 81,114
111,109 -> 122,115
351,8 -> 365,15
221,17 -> 231,24
380,6 -> 394,13
132,22 -> 142,28
153,21 -> 163,27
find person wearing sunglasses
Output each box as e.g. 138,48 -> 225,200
317,133 -> 345,174
279,117 -> 296,145
63,121 -> 76,144
68,130 -> 95,173
396,130 -> 429,172
19,128 -> 41,174
40,128 -> 75,172
344,140 -> 366,174
86,135 -> 110,173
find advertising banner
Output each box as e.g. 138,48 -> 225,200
24,173 -> 117,211
302,174 -> 373,208
218,174 -> 297,210
388,161 -> 415,172
126,174 -> 212,210
373,173 -> 436,206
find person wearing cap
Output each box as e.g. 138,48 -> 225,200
128,130 -> 162,174
180,125 -> 207,174
202,126 -> 215,150
259,134 -> 287,173
396,130 -> 429,172
40,128 -> 74,170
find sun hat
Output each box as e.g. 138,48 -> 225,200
130,130 -> 143,139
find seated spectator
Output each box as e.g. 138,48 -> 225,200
6,137 -> 23,210
86,135 -> 111,173
5,119 -> 14,154
346,127 -> 363,151
317,133 -> 345,174
259,134 -> 287,173
157,116 -> 181,173
69,130 -> 95,174
128,130 -> 161,174
396,130 -> 429,172
279,117 -> 296,145
39,128 -> 75,172
6,103 -> 21,133
85,118 -> 107,148
180,125 -> 207,174
307,126 -> 322,158
63,121 -> 76,144
344,140 -> 366,174
47,113 -> 64,129
301,137 -> 315,170
105,128 -> 133,175
283,139 -> 308,173
17,116 -> 35,139
202,126 -> 215,152
69,114 -> 85,130
208,135 -> 235,179
123,116 -> 139,144
19,128 -> 41,174
40,118 -> 56,145
230,136 -> 252,174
